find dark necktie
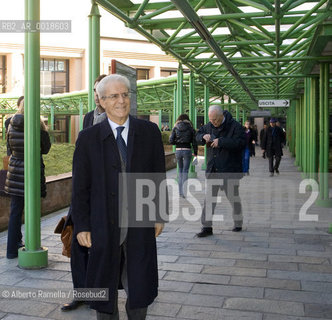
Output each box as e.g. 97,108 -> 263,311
116,126 -> 127,164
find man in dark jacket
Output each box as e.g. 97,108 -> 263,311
262,118 -> 286,176
61,73 -> 107,312
196,105 -> 245,237
71,74 -> 167,319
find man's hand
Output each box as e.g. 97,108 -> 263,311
155,223 -> 164,237
77,231 -> 92,248
203,134 -> 211,142
210,138 -> 219,148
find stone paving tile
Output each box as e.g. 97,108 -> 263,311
264,288 -> 332,305
158,248 -> 210,258
235,259 -> 298,271
177,256 -> 235,267
177,305 -> 263,320
157,255 -> 179,263
263,315 -> 325,320
241,246 -> 297,255
230,276 -> 301,290
301,280 -> 332,293
0,299 -> 57,317
1,315 -> 53,320
45,305 -> 98,320
147,302 -> 181,318
186,243 -> 241,252
299,263 -> 332,273
304,304 -> 332,319
268,254 -> 328,264
210,251 -> 267,261
158,280 -> 193,292
163,271 -> 230,285
224,297 -> 305,316
203,265 -> 267,277
192,283 -> 264,298
156,291 -> 223,307
267,270 -> 332,282
158,262 -> 203,273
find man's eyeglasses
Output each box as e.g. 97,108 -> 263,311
101,92 -> 131,101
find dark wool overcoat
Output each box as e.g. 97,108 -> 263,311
71,116 -> 166,314
196,111 -> 245,176
262,125 -> 285,158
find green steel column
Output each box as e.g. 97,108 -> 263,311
317,63 -> 332,207
177,63 -> 183,115
19,0 -> 47,269
236,105 -> 239,122
50,105 -> 54,143
202,83 -> 209,170
88,2 -> 101,112
79,100 -> 83,131
242,109 -> 245,125
158,110 -> 162,130
295,100 -> 300,166
310,78 -> 318,180
2,115 -> 5,140
188,72 -> 197,178
68,116 -> 72,144
172,85 -> 177,153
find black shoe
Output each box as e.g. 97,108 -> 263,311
269,172 -> 274,177
232,227 -> 242,232
275,169 -> 279,175
61,300 -> 85,311
196,228 -> 213,238
6,253 -> 18,259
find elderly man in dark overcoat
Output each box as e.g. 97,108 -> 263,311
71,74 -> 167,319
196,105 -> 246,237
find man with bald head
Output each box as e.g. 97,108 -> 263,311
196,105 -> 245,237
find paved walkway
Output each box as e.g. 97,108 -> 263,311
0,149 -> 331,320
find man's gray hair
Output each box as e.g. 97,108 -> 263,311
208,105 -> 223,115
96,74 -> 131,99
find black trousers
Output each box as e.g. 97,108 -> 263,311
96,243 -> 148,320
201,178 -> 243,229
268,148 -> 281,173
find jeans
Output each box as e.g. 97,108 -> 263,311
7,195 -> 24,258
175,150 -> 192,196
242,147 -> 250,173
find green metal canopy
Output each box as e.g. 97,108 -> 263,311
95,0 -> 332,109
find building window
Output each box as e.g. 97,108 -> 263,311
0,55 -> 6,93
160,69 -> 177,77
136,68 -> 150,80
40,58 -> 69,94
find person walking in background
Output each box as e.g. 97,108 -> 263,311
250,124 -> 258,156
83,74 -> 108,128
169,114 -> 198,198
196,105 -> 245,237
260,123 -> 268,158
262,118 -> 286,177
62,73 -> 107,312
242,121 -> 255,175
4,97 -> 51,259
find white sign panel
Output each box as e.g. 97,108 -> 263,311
250,110 -> 271,117
258,100 -> 290,107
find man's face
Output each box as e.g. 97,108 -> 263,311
208,111 -> 223,128
244,121 -> 250,129
100,81 -> 131,124
270,121 -> 276,127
